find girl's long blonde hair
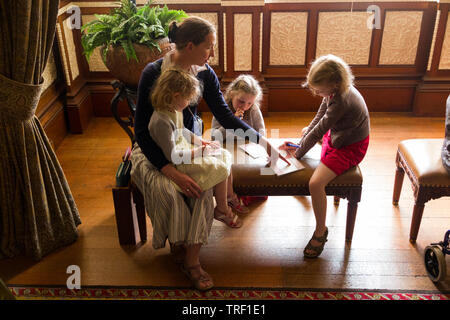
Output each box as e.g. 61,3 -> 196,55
224,74 -> 262,109
304,54 -> 354,95
151,68 -> 201,111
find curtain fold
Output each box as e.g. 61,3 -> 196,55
0,0 -> 81,261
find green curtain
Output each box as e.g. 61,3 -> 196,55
0,0 -> 81,261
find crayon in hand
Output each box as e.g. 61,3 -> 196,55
286,143 -> 300,148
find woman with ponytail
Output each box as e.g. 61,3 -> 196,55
131,17 -> 281,291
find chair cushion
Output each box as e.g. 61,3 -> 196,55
399,139 -> 450,187
230,138 -> 362,190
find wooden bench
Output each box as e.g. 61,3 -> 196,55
231,139 -> 363,242
112,138 -> 364,245
392,139 -> 450,243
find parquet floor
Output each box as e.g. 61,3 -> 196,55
0,112 -> 449,292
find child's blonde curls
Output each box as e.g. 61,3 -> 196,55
151,68 -> 202,111
303,54 -> 354,95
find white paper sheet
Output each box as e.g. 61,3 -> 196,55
271,149 -> 305,176
239,143 -> 305,176
239,142 -> 268,159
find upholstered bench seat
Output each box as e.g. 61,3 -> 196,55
397,139 -> 450,186
230,138 -> 363,242
393,139 -> 450,242
113,138 -> 364,245
232,141 -> 362,195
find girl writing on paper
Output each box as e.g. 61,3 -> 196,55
280,54 -> 370,258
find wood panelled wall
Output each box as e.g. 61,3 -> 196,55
39,0 -> 450,143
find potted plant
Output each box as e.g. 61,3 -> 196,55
81,0 -> 187,88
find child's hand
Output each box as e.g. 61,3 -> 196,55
202,139 -> 221,149
234,108 -> 245,119
279,141 -> 299,152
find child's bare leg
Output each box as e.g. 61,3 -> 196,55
226,172 -> 249,213
226,172 -> 234,200
214,178 -> 229,213
214,174 -> 242,227
306,163 -> 337,254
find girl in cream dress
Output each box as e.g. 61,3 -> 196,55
149,68 -> 242,229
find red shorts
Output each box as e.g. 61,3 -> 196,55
321,130 -> 369,175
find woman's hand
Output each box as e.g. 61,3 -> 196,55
161,164 -> 203,198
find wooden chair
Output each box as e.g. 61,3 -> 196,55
392,139 -> 450,243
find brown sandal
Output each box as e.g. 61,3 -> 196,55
181,264 -> 214,291
214,206 -> 242,228
303,227 -> 328,258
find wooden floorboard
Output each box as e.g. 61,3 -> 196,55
0,112 -> 449,292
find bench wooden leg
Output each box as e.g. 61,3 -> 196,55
131,184 -> 147,243
409,201 -> 425,243
345,201 -> 358,242
392,166 -> 405,206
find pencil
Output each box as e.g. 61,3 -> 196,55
286,142 -> 300,148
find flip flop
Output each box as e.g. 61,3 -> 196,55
181,264 -> 214,291
214,206 -> 242,228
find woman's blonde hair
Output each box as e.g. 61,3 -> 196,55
224,74 -> 262,109
168,16 -> 216,50
304,54 -> 354,95
151,68 -> 201,111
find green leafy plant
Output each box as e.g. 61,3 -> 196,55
81,0 -> 187,62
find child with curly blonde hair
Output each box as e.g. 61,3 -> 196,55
149,68 -> 242,230
281,54 -> 370,258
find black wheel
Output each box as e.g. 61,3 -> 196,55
424,245 -> 447,282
